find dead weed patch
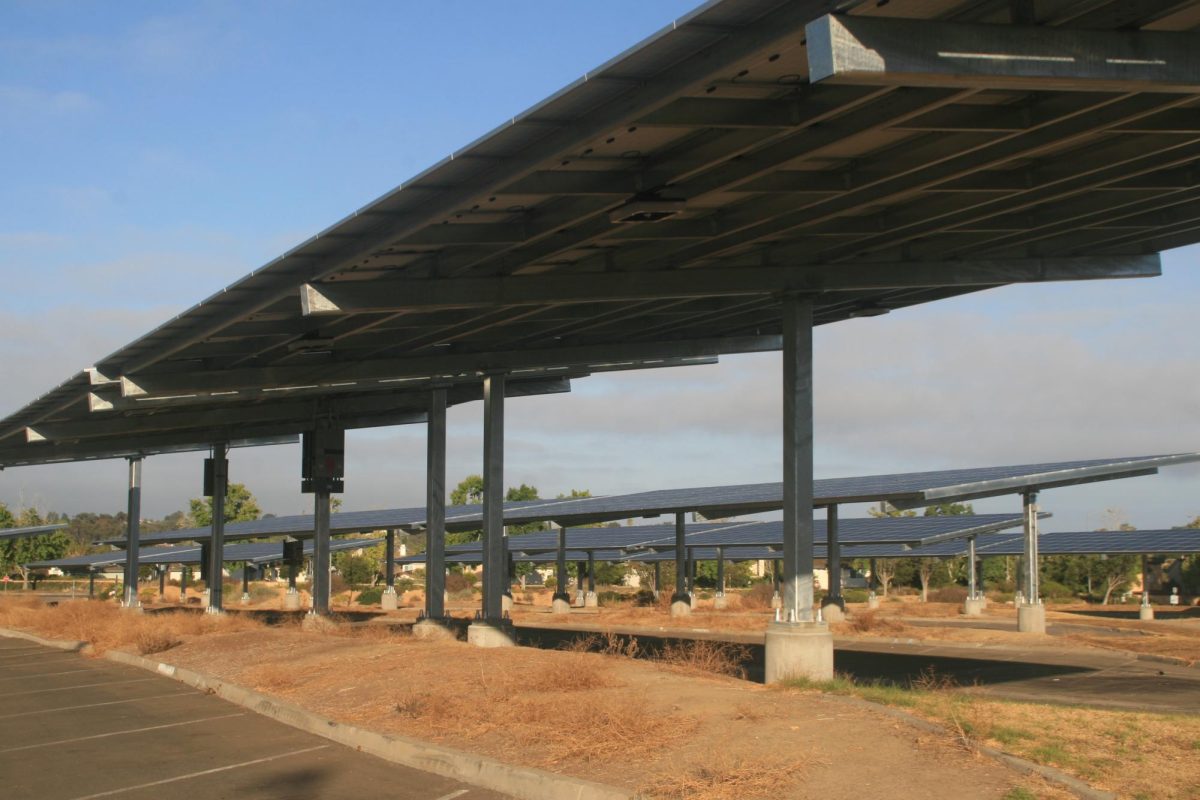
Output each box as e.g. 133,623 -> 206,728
639,754 -> 801,800
656,639 -> 750,679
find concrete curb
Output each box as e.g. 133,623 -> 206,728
0,627 -> 630,800
828,694 -> 1116,800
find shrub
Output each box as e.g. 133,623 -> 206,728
928,586 -> 967,603
598,590 -> 627,606
396,578 -> 414,593
741,582 -> 776,609
445,572 -> 475,594
356,586 -> 384,605
250,585 -> 277,602
1040,579 -> 1076,601
633,589 -> 657,606
544,576 -> 557,590
842,588 -> 870,604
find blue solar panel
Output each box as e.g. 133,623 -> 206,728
28,536 -> 384,570
112,454 -> 1195,547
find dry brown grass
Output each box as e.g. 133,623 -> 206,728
243,662 -> 301,692
638,754 -> 802,800
841,609 -> 909,636
656,639 -> 750,679
0,597 -> 262,655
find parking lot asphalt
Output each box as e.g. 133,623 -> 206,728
0,638 -> 509,800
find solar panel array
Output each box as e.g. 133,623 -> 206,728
110,454 -> 1193,548
28,536 -> 384,571
0,523 -> 69,541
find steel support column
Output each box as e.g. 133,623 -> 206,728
241,562 -> 250,602
824,504 -> 843,610
781,294 -> 816,623
311,486 -> 332,616
672,512 -> 688,602
206,443 -> 228,614
158,567 -> 165,599
385,529 -> 396,589
180,565 -> 189,603
653,561 -> 661,598
88,571 -> 95,599
555,527 -> 568,598
1023,491 -> 1040,603
716,548 -> 726,595
425,388 -> 447,620
121,457 -> 142,609
587,551 -> 596,593
576,561 -> 586,603
481,373 -> 505,623
764,293 -> 831,683
968,537 -> 978,599
1017,490 -> 1045,633
1142,556 -> 1151,607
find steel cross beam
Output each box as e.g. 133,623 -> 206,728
94,340 -> 762,401
807,14 -> 1200,94
298,255 -> 1157,316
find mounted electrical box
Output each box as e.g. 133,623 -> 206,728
202,457 -> 228,498
301,427 -> 344,494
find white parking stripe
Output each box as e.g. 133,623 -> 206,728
0,712 -> 246,753
0,691 -> 195,719
0,668 -> 99,682
0,677 -> 155,698
66,745 -> 330,799
0,652 -> 79,663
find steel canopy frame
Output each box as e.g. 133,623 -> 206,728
2,0 -> 1199,650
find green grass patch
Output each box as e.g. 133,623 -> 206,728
990,725 -> 1035,746
1001,789 -> 1036,800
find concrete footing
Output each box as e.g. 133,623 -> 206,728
764,621 -> 834,683
867,594 -> 880,609
380,587 -> 398,611
689,592 -> 697,609
119,602 -> 143,613
820,601 -> 845,623
1139,605 -> 1155,621
584,591 -> 598,608
201,589 -> 210,607
670,593 -> 691,617
962,597 -> 986,617
283,589 -> 301,610
771,591 -> 782,610
551,594 -> 571,615
1017,603 -> 1046,634
412,618 -> 457,641
501,593 -> 513,616
466,621 -> 516,648
240,592 -> 250,605
713,593 -> 727,610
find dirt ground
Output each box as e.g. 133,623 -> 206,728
0,597 -> 1073,800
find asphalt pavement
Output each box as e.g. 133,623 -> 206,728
0,638 -> 508,800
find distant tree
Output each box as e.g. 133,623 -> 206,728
450,475 -> 484,506
0,506 -> 71,588
188,483 -> 262,526
874,559 -> 896,597
924,502 -> 975,516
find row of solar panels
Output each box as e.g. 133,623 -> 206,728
27,536 -> 384,571
400,528 -> 1200,565
33,522 -> 1200,573
108,454 -> 1198,547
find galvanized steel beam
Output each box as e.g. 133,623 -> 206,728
807,14 -> 1200,93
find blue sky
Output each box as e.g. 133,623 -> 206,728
2,2 -> 1198,531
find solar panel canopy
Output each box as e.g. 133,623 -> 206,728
4,0 -> 1200,465
109,454 -> 1196,548
0,523 -> 69,541
28,537 -> 383,571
